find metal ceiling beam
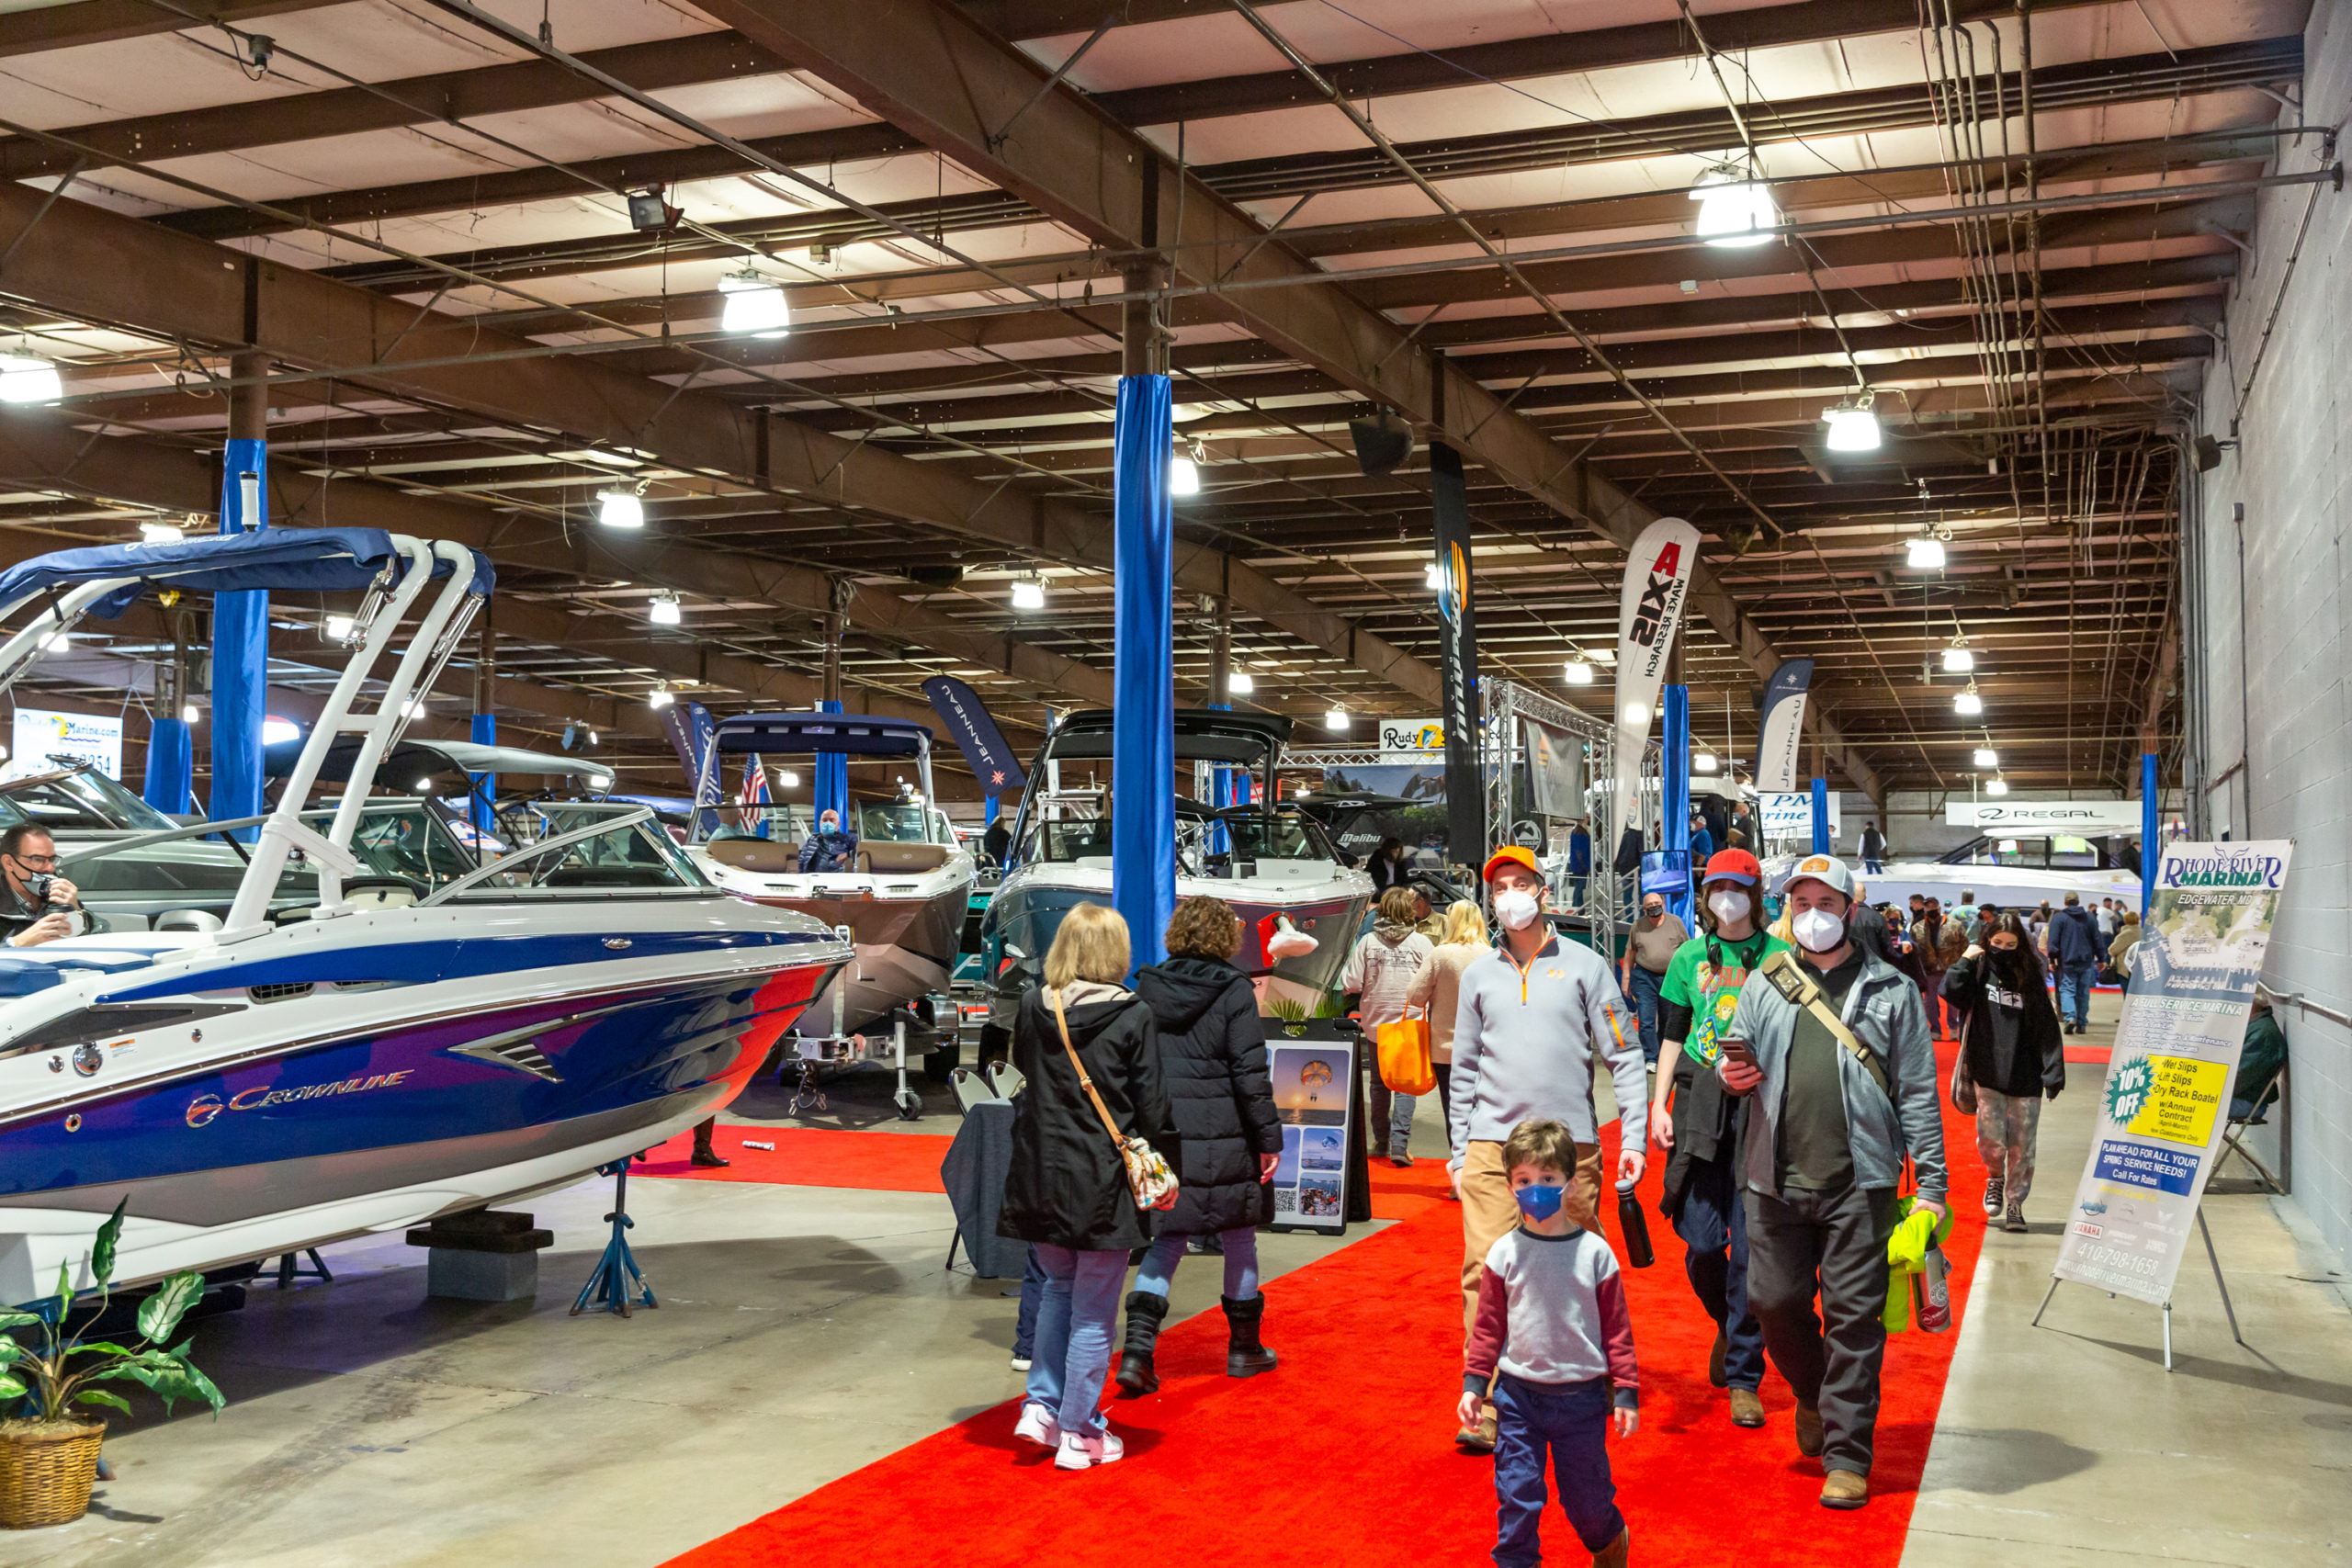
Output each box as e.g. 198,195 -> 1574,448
701,0 -> 1892,799
0,183 -> 1435,705
0,0 -> 330,59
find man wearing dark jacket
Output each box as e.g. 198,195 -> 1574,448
2047,893 -> 2104,1033
1117,897 -> 1285,1393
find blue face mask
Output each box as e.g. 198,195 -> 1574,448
1513,1183 -> 1566,1222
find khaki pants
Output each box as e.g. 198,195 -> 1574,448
1460,1137 -> 1603,1337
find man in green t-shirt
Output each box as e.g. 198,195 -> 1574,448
1647,847 -> 1788,1431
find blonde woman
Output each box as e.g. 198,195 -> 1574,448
1342,885 -> 1437,1165
1406,899 -> 1490,1138
998,903 -> 1178,1471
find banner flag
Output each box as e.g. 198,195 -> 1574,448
1755,658 -> 1813,794
661,699 -> 720,831
1611,516 -> 1700,840
2052,840 -> 2293,1306
923,674 -> 1028,793
1521,717 -> 1584,821
1430,443 -> 1486,863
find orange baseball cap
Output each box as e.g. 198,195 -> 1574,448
1482,845 -> 1542,884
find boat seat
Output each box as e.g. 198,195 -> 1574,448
707,839 -> 801,874
856,841 -> 951,874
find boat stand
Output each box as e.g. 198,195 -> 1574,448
571,1160 -> 657,1318
779,938 -> 922,1120
2032,1210 -> 2245,1371
268,1247 -> 334,1288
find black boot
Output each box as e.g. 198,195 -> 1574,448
689,1117 -> 729,1168
1222,1293 -> 1277,1378
1114,1291 -> 1169,1396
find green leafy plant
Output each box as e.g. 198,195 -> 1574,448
0,1200 -> 224,1427
1266,995 -> 1307,1034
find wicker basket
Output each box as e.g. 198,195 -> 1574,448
0,1419 -> 104,1529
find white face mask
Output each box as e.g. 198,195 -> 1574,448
1493,888 -> 1542,931
1791,907 -> 1847,953
1706,890 -> 1750,926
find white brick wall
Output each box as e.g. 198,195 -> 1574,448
2192,2 -> 2352,1266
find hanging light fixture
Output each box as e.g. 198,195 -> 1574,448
1011,578 -> 1046,611
1170,455 -> 1201,497
1973,746 -> 1999,768
1694,750 -> 1719,773
1953,682 -> 1984,716
597,486 -> 645,529
1822,390 -> 1881,452
587,729 -> 600,745
1905,532 -> 1947,570
648,683 -> 674,710
324,613 -> 356,641
1941,634 -> 1975,672
0,352 -> 62,405
1690,164 -> 1780,248
1424,561 -> 1443,592
1227,667 -> 1255,695
718,267 -> 791,337
1562,659 -> 1594,686
649,593 -> 683,626
1324,706 -> 1351,734
139,521 -> 183,546
182,702 -> 201,725
1985,776 -> 2009,796
779,769 -> 801,788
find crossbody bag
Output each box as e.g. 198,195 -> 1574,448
1049,989 -> 1178,1212
1757,951 -> 1892,1099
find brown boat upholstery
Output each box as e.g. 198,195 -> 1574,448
856,840 -> 953,874
706,838 -> 802,874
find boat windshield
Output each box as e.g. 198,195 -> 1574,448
858,798 -> 945,845
427,807 -> 711,901
1017,806 -> 1336,873
62,803 -> 482,905
0,767 -> 177,833
1939,833 -> 2138,871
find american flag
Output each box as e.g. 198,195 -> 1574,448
740,759 -> 771,813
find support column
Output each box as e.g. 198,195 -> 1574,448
2139,751 -> 2159,919
1663,684 -> 1691,930
211,350 -> 269,829
1810,777 -> 1831,855
1111,369 -> 1175,972
469,610 -> 496,833
142,609 -> 193,815
816,580 -> 849,823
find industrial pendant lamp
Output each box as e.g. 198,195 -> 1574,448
1562,659 -> 1594,686
0,351 -> 62,405
1011,577 -> 1046,611
1941,634 -> 1975,672
597,485 -> 646,529
1425,561 -> 1443,592
649,592 -> 683,626
718,267 -> 791,337
1985,776 -> 2009,796
1905,529 -> 1947,570
648,682 -> 674,710
1973,746 -> 1998,768
1822,390 -> 1881,452
1228,667 -> 1255,695
1690,164 -> 1780,248
1694,750 -> 1719,773
1953,682 -> 1984,716
1324,706 -> 1351,734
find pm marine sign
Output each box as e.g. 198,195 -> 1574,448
2050,840 -> 2292,1307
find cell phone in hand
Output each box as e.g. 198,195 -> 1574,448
1719,1035 -> 1756,1067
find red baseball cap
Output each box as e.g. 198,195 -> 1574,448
1701,848 -> 1763,887
1482,845 -> 1542,884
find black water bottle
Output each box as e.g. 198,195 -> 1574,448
1615,1178 -> 1655,1269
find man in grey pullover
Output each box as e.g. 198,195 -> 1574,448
1446,847 -> 1648,1451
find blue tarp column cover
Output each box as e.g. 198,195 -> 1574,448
814,699 -> 848,824
211,439 -> 268,833
1662,684 -> 1691,930
1111,375 -> 1176,972
2140,751 -> 2158,919
142,715 -> 192,815
1811,778 -> 1831,854
469,711 -> 497,831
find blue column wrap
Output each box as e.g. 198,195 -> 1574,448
815,698 -> 848,824
142,716 -> 193,816
2140,752 -> 2159,919
469,711 -> 497,831
1111,374 -> 1176,972
210,438 -> 268,831
1662,684 -> 1691,930
1810,778 -> 1831,854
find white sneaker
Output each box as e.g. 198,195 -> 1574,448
1055,1422 -> 1123,1471
1010,1355 -> 1033,1371
1012,1403 -> 1060,1450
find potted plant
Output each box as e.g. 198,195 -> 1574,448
0,1200 -> 224,1529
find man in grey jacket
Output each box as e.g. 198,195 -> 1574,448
1720,853 -> 1947,1512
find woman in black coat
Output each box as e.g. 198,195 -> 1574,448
1940,909 -> 2065,1235
1115,896 -> 1283,1395
998,902 -> 1178,1469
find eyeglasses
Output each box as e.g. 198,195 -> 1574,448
8,853 -> 56,869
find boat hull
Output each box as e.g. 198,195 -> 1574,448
0,906 -> 844,1297
699,881 -> 966,1035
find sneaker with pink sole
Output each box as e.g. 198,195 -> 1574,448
1055,1422 -> 1124,1471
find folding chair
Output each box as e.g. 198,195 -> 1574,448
983,1059 -> 1025,1100
948,1066 -> 998,1115
2218,1055 -> 2287,1193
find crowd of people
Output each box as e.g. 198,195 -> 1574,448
990,824 -> 2125,1562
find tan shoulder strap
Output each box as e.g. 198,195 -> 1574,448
1050,988 -> 1132,1149
1758,951 -> 1891,1098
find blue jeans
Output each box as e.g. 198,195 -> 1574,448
1490,1373 -> 1625,1567
1023,1244 -> 1127,1435
1012,1245 -> 1047,1359
2058,962 -> 2095,1027
1625,964 -> 1665,1066
1670,1153 -> 1765,1391
1364,1055 -> 1416,1156
1864,857 -> 1883,875
1135,1226 -> 1260,1300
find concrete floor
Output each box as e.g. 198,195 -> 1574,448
16,1005 -> 2352,1566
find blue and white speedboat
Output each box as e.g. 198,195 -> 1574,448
0,529 -> 848,1298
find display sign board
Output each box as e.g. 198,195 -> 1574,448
1522,717 -> 1585,820
2051,840 -> 2292,1306
1267,1037 -> 1357,1233
1377,717 -> 1444,756
1944,799 -> 2146,831
1757,790 -> 1841,840
10,707 -> 123,780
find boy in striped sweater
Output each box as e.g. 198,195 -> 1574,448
1461,1118 -> 1639,1568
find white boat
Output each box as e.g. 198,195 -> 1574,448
1765,829 -> 2142,911
0,528 -> 848,1298
983,710 -> 1374,1026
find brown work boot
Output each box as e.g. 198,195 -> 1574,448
1590,1525 -> 1630,1567
689,1119 -> 729,1168
1821,1468 -> 1869,1509
1707,1325 -> 1728,1388
1794,1400 -> 1825,1458
1454,1403 -> 1498,1455
1728,1387 -> 1765,1428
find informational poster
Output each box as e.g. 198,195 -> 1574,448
1757,790 -> 1840,841
10,706 -> 123,780
1267,1038 -> 1356,1233
1521,716 -> 1585,820
2052,840 -> 2292,1306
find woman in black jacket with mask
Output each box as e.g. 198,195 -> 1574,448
1116,896 -> 1283,1395
1941,910 -> 2065,1235
998,902 -> 1179,1470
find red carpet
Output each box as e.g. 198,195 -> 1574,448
666,1050 -> 1990,1568
631,1124 -> 950,1191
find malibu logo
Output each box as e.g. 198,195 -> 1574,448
187,1069 -> 414,1128
2161,852 -> 2285,889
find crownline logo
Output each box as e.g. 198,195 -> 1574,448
186,1069 -> 413,1127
